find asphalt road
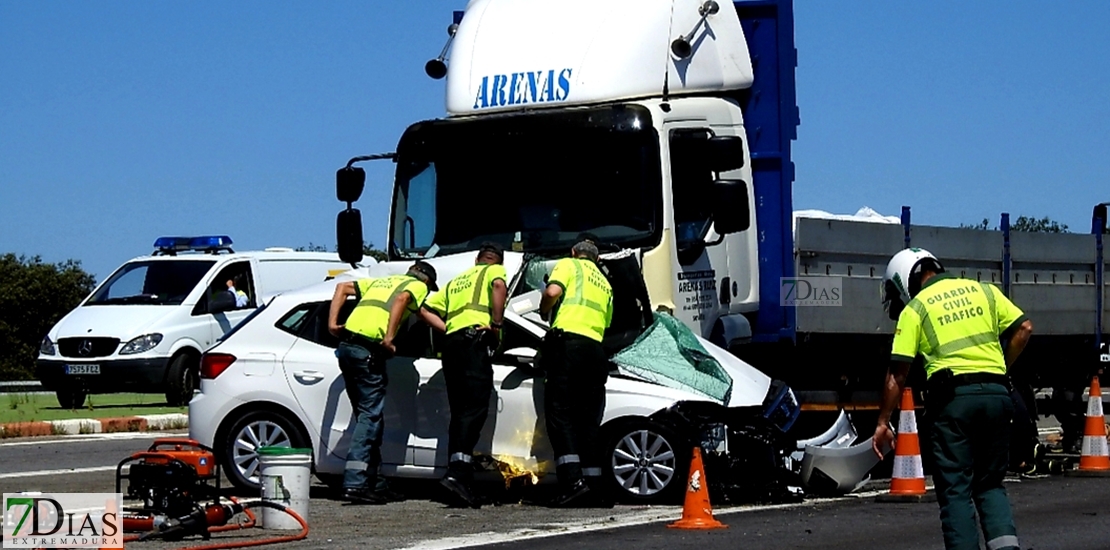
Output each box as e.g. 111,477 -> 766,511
2,434 -> 1108,549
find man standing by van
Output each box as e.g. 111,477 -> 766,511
328,261 -> 438,504
540,239 -> 614,507
421,242 -> 508,508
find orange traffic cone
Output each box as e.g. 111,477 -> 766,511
1072,376 -> 1110,476
668,447 -> 727,530
877,388 -> 935,502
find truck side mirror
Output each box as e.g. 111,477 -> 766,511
337,209 -> 364,265
711,179 -> 751,234
337,167 -> 366,203
1095,203 -> 1108,234
705,135 -> 745,172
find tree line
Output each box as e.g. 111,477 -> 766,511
0,254 -> 95,381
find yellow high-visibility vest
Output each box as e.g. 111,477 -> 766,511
424,263 -> 507,335
548,258 -> 613,342
345,275 -> 429,341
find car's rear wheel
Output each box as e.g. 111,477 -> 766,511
221,409 -> 309,492
602,419 -> 689,503
56,388 -> 87,409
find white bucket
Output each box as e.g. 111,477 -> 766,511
258,447 -> 312,530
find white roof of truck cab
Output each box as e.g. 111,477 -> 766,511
446,0 -> 754,115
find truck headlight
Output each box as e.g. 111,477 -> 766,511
120,334 -> 163,355
40,336 -> 56,356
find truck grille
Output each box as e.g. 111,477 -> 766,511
58,337 -> 121,358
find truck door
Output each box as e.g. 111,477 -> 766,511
668,127 -> 730,337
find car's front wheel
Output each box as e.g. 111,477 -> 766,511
601,419 -> 689,503
221,409 -> 309,492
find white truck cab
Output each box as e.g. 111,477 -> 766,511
385,0 -> 760,347
36,236 -> 353,407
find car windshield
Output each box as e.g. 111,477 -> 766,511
390,104 -> 662,257
86,260 -> 215,306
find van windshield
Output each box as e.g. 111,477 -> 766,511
86,260 -> 215,306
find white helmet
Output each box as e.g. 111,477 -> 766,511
882,248 -> 944,319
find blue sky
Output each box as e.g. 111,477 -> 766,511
2,1 -> 1108,280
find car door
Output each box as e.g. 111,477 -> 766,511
278,301 -> 428,472
408,317 -> 552,475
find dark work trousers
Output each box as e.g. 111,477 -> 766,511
442,328 -> 496,481
1008,384 -> 1039,470
542,331 -> 609,489
336,339 -> 389,491
930,383 -> 1019,550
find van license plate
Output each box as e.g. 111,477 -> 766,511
65,364 -> 100,375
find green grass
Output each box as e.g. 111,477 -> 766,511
0,392 -> 186,423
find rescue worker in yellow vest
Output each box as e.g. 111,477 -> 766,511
327,261 -> 438,505
421,242 -> 508,508
873,248 -> 1033,550
539,239 -> 614,507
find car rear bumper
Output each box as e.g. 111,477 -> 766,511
35,357 -> 170,393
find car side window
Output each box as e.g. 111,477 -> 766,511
275,303 -> 316,336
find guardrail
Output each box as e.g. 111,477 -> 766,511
0,381 -> 44,393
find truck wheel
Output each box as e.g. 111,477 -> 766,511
601,419 -> 689,504
56,389 -> 87,409
164,353 -> 198,407
220,409 -> 310,492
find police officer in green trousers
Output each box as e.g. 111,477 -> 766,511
421,242 -> 508,508
328,261 -> 438,505
540,239 -> 614,507
873,248 -> 1034,550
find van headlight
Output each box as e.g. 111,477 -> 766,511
40,336 -> 56,356
120,334 -> 163,355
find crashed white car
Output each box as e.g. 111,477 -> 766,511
189,252 -> 868,503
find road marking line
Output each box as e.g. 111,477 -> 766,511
395,489 -> 906,550
0,466 -> 118,479
0,431 -> 187,448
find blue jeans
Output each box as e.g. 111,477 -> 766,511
336,341 -> 388,491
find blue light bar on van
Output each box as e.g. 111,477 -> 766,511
188,236 -> 233,250
153,236 -> 192,251
154,235 -> 234,254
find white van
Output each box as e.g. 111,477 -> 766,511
35,236 -> 357,407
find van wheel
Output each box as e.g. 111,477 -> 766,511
56,389 -> 87,409
165,354 -> 198,407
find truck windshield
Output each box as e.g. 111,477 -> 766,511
86,260 -> 215,306
390,104 -> 662,257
